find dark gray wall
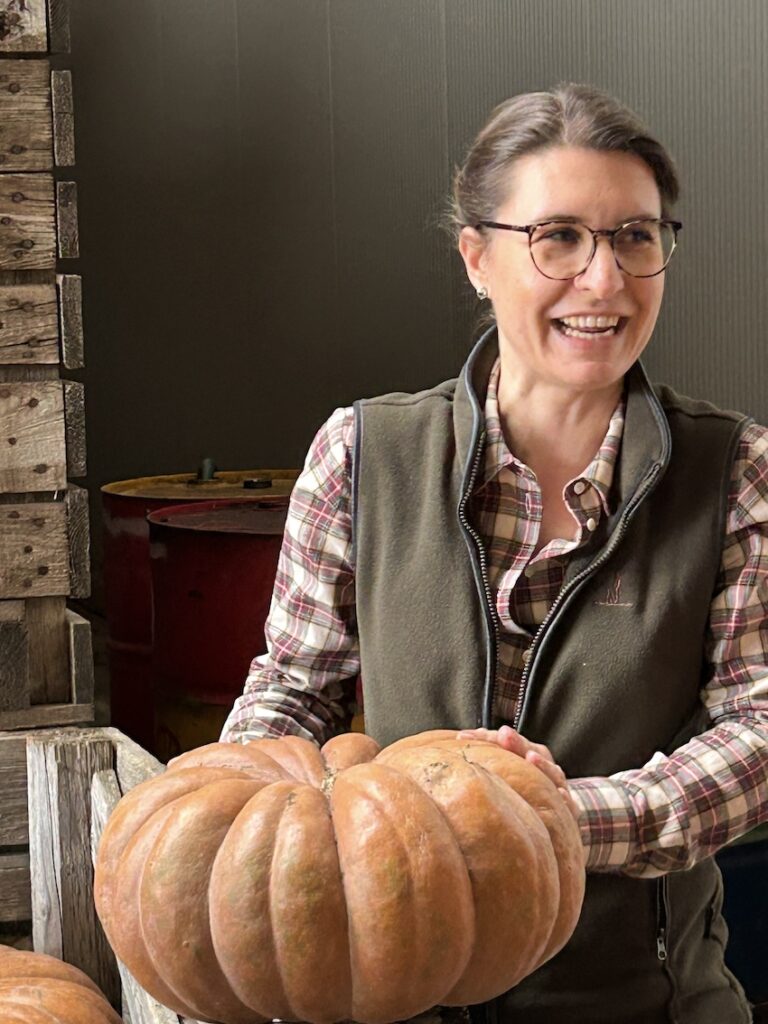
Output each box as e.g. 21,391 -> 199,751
66,0 -> 768,604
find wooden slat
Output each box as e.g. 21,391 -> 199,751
55,179 -> 78,258
0,599 -> 28,710
0,59 -> 51,172
63,379 -> 85,477
0,1 -> 47,53
57,274 -> 82,367
0,364 -> 58,382
0,173 -> 55,269
0,733 -> 28,845
26,595 -> 68,704
0,380 -> 67,492
104,727 -> 164,791
91,770 -> 180,1024
0,851 -> 31,922
0,498 -> 68,598
0,282 -> 59,364
66,483 -> 89,598
0,700 -> 93,730
51,69 -> 74,167
67,608 -> 93,705
46,0 -> 70,54
27,732 -> 119,1004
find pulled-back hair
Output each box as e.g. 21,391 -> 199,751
449,83 -> 679,242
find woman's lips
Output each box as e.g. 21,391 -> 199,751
552,316 -> 629,339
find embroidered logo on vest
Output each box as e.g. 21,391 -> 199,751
594,572 -> 634,608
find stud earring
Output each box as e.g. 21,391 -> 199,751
476,286 -> 489,301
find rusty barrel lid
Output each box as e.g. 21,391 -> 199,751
101,468 -> 298,502
147,498 -> 289,535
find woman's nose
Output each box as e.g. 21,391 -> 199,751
574,237 -> 625,298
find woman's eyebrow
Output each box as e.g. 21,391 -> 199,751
532,212 -> 661,223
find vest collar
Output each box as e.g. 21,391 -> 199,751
454,326 -> 672,507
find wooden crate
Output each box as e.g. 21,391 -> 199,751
0,725 -> 189,1020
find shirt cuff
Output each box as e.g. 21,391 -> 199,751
569,776 -> 640,872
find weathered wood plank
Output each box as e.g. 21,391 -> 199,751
27,732 -> 119,1003
66,608 -> 93,705
55,179 -> 78,258
0,380 -> 67,492
103,727 -> 164,791
0,1 -> 47,53
0,498 -> 68,598
26,595 -> 68,704
0,732 -> 28,845
66,483 -> 89,598
91,769 -> 180,1024
0,599 -> 28,710
63,379 -> 85,477
46,0 -> 69,54
57,274 -> 82,367
0,700 -> 93,730
0,59 -> 51,172
0,173 -> 55,269
0,363 -> 58,382
0,282 -> 59,364
0,851 -> 31,921
51,69 -> 73,167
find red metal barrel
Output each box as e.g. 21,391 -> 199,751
147,498 -> 289,761
101,469 -> 297,750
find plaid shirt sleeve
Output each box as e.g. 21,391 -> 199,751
219,407 -> 359,746
570,421 -> 768,877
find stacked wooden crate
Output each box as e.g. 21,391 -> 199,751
0,0 -> 92,943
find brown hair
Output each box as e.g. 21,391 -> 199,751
449,83 -> 679,242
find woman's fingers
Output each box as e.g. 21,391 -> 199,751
456,726 -> 579,820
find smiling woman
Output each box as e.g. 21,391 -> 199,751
220,84 -> 768,1024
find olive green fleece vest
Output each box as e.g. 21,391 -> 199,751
351,331 -> 753,1024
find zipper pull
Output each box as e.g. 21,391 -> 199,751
656,927 -> 668,961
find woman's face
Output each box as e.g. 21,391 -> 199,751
459,146 -> 667,395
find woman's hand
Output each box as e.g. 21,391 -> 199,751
457,725 -> 579,820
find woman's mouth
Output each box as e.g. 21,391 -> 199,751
552,315 -> 628,339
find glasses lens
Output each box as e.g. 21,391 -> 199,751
529,222 -> 594,279
613,220 -> 676,276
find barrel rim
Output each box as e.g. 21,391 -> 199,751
101,469 -> 299,500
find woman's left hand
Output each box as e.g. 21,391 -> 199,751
456,725 -> 579,820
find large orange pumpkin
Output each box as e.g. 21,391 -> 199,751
0,945 -> 122,1024
95,729 -> 585,1024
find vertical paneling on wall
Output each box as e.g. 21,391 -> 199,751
71,0 -> 767,504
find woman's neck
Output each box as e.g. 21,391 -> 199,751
496,364 -> 622,478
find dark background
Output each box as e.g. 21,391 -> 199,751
62,0 -> 768,604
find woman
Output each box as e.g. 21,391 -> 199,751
222,85 -> 767,1022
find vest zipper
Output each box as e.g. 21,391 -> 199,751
656,877 -> 668,962
457,430 -> 500,727
512,461 -> 663,732
656,875 -> 681,1022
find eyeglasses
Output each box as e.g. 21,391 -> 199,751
474,218 -> 683,280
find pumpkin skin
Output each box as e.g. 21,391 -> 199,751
95,731 -> 585,1024
0,944 -> 122,1024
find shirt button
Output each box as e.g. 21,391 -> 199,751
586,516 -> 598,532
573,480 -> 587,495
522,649 -> 533,664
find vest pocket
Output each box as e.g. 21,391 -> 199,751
704,870 -> 728,947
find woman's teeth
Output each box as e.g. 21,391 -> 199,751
556,315 -> 622,339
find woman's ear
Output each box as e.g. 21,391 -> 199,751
458,225 -> 488,293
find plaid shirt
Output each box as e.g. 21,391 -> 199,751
221,361 -> 768,878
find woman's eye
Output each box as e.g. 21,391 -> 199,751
623,227 -> 655,244
541,228 -> 580,244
